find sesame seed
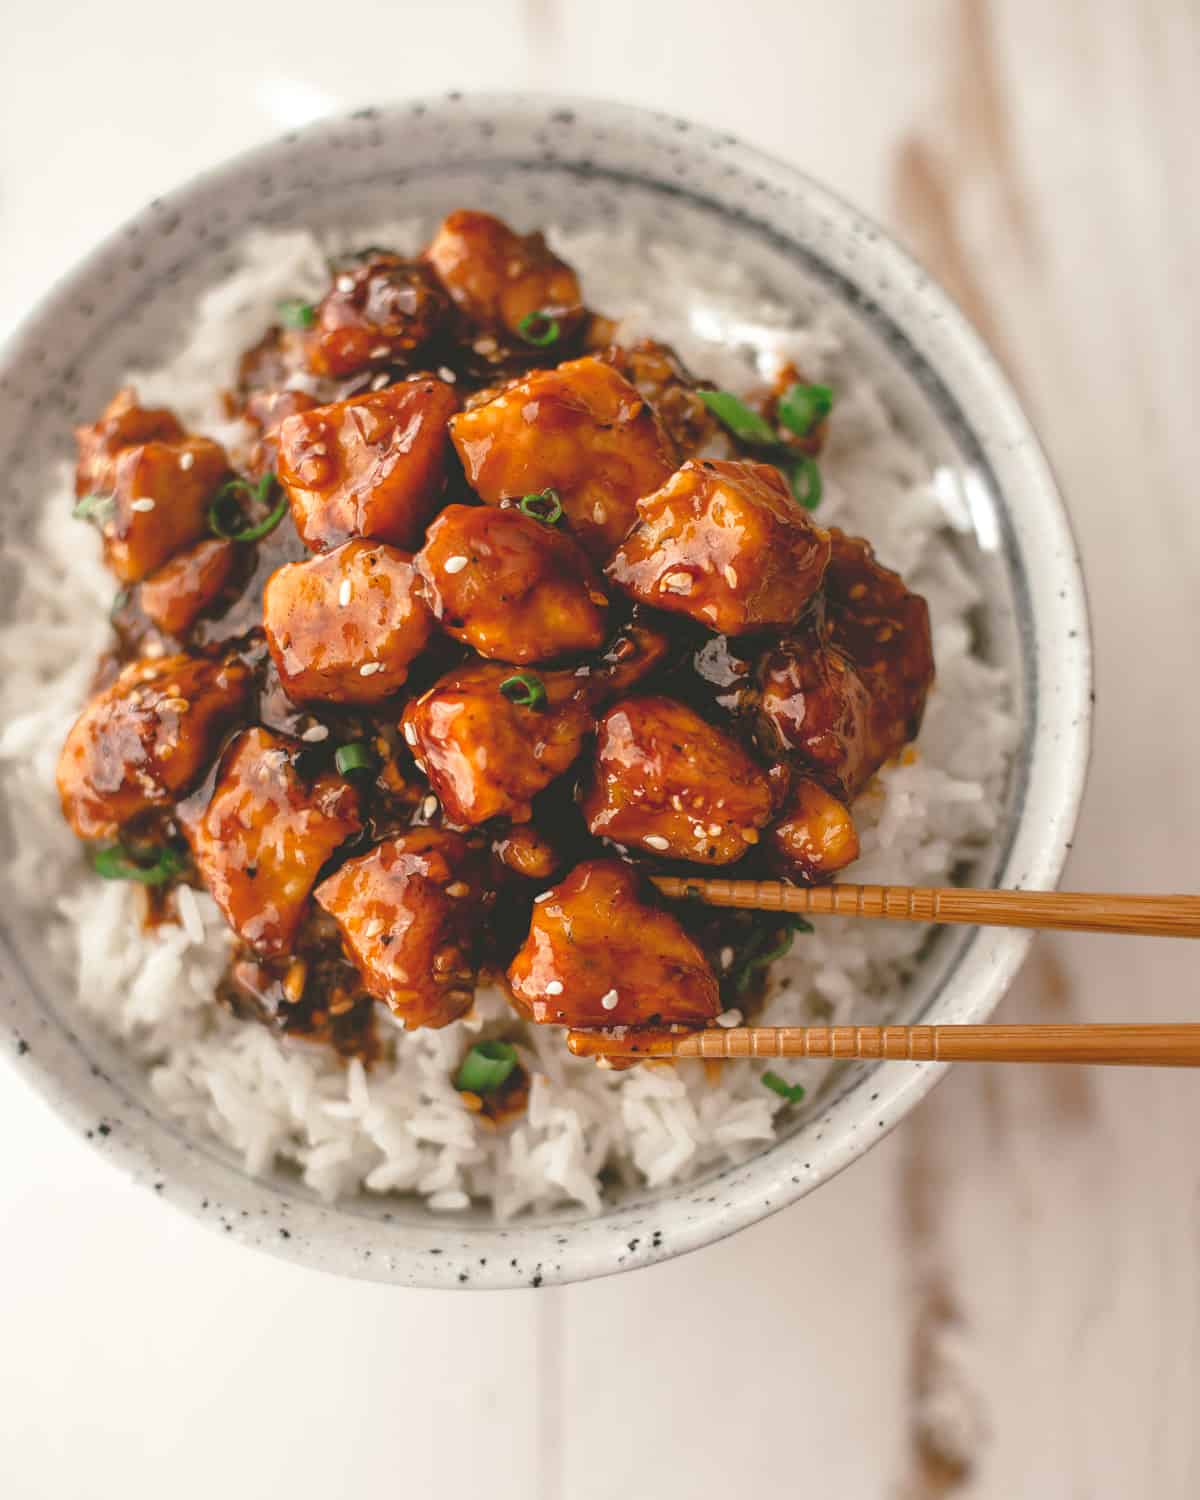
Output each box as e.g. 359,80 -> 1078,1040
338,579 -> 352,607
592,502 -> 607,523
474,336 -> 498,355
370,344 -> 390,358
720,946 -> 735,969
708,823 -> 723,837
178,452 -> 195,471
162,697 -> 189,714
670,795 -> 683,811
403,722 -> 418,747
421,794 -> 438,818
723,564 -> 739,588
359,661 -> 382,676
371,373 -> 390,391
545,980 -> 564,996
662,570 -> 692,593
445,881 -> 470,898
336,274 -> 355,292
645,835 -> 670,851
596,1057 -> 615,1070
716,1008 -> 743,1028
533,891 -> 552,904
130,497 -> 156,512
444,555 -> 469,575
692,823 -> 706,838
437,366 -> 457,384
600,989 -> 619,1011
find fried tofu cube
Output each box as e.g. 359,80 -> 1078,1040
449,357 -> 675,561
178,728 -> 362,955
276,379 -> 459,552
56,653 -> 251,840
400,662 -> 592,826
74,388 -> 185,499
767,776 -> 860,881
414,503 -> 607,664
507,859 -> 720,1028
607,458 -> 831,635
425,210 -> 583,339
306,253 -> 450,377
139,538 -> 237,637
263,539 -> 434,704
315,829 -> 487,1029
582,696 -> 772,864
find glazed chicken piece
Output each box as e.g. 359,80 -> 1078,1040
414,503 -> 607,664
767,775 -> 860,881
401,661 -> 593,826
492,824 -> 562,881
600,340 -> 722,459
276,378 -> 459,552
263,538 -> 434,704
507,859 -> 720,1028
56,654 -> 251,840
756,532 -> 933,797
178,728 -> 362,955
582,695 -> 772,864
586,616 -> 674,703
607,458 -> 831,636
139,538 -> 237,637
449,356 -> 676,561
315,829 -> 488,1029
74,388 -> 186,498
305,252 -> 451,377
425,210 -> 584,343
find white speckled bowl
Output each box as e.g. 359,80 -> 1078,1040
0,95 -> 1091,1288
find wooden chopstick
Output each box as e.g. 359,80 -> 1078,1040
649,878 -> 1200,939
567,1024 -> 1200,1066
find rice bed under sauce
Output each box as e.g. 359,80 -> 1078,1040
0,224 -> 1016,1217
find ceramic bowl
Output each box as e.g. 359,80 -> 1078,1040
0,94 -> 1091,1288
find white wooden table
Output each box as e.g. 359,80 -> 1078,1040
3,4 -> 1197,1494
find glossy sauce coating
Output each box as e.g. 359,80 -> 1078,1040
56,653 -> 251,840
400,661 -> 593,826
767,775 -> 860,880
315,829 -> 488,1029
277,379 -> 459,551
96,437 -> 230,584
139,538 -> 237,637
507,860 -> 720,1029
607,458 -> 831,635
415,503 -> 607,664
178,728 -> 362,955
74,388 -> 186,498
263,538 -> 434,703
305,252 -> 450,377
583,695 -> 773,864
449,356 -> 676,560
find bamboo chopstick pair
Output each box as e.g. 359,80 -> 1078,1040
571,879 -> 1200,1066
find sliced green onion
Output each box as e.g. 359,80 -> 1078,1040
516,310 -> 561,347
456,1040 -> 518,1095
499,672 -> 546,710
761,1070 -> 807,1104
110,589 -> 130,620
778,382 -> 834,438
697,390 -> 778,446
277,298 -> 316,329
786,456 -> 823,511
518,488 -> 564,525
734,916 -> 814,994
91,845 -> 185,886
208,472 -> 288,542
73,492 -> 115,523
335,742 -> 375,775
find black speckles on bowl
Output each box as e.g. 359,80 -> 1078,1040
0,93 -> 1091,1291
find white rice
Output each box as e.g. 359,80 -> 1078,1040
0,223 -> 1016,1217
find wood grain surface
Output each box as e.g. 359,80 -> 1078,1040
2,3 -> 1198,1498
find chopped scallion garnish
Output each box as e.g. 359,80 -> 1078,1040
778,382 -> 834,438
761,1070 -> 807,1104
499,672 -> 547,710
277,299 -> 316,329
208,472 -> 288,542
516,310 -> 561,347
519,488 -> 564,525
733,916 -> 814,994
786,456 -> 823,511
91,845 -> 185,886
697,390 -> 778,446
334,742 -> 374,775
456,1040 -> 519,1095
73,492 -> 115,524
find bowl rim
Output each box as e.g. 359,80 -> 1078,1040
0,91 -> 1092,1289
